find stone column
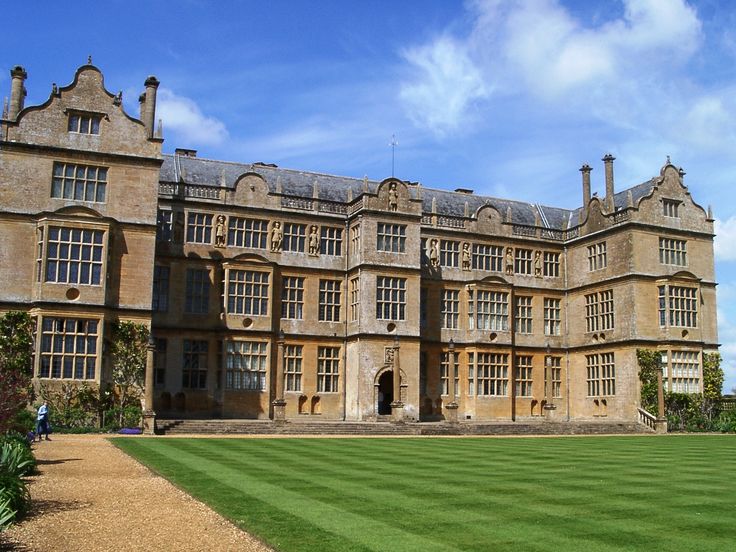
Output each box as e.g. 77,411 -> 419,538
273,330 -> 287,423
142,335 -> 156,435
445,342 -> 459,424
543,347 -> 556,415
391,338 -> 404,423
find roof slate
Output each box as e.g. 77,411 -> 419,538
160,154 -> 656,231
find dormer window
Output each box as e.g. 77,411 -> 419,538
68,112 -> 101,134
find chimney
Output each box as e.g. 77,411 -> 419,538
142,75 -> 160,138
580,164 -> 592,208
8,65 -> 27,120
602,154 -> 615,211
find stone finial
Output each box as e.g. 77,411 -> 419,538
219,170 -> 226,187
666,155 -> 671,165
312,179 -> 320,199
678,167 -> 686,178
276,175 -> 283,194
416,181 -> 422,200
534,209 -> 541,227
506,206 -> 512,223
464,201 -> 469,218
627,190 -> 634,208
87,55 -> 93,65
113,90 -> 122,106
431,196 -> 437,214
347,187 -> 353,202
708,205 -> 713,220
363,175 -> 369,192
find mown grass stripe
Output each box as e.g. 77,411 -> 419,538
114,435 -> 736,552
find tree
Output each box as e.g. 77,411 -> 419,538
637,349 -> 661,415
701,352 -> 724,423
0,312 -> 34,433
110,321 -> 149,426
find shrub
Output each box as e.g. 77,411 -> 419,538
0,439 -> 35,477
103,405 -> 142,431
0,472 -> 30,529
716,409 -> 736,433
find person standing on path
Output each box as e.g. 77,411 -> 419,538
36,401 -> 50,441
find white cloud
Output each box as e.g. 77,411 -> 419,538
156,87 -> 228,147
399,0 -> 708,139
715,217 -> 736,262
399,35 -> 489,135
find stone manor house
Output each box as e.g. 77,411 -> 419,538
0,63 -> 719,427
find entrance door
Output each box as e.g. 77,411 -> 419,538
377,371 -> 394,415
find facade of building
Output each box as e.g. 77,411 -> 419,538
0,63 -> 719,426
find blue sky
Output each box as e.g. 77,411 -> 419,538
3,0 -> 736,391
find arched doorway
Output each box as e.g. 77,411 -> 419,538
377,371 -> 393,415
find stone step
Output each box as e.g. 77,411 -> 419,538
157,419 -> 652,436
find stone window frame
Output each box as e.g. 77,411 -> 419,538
350,224 -> 361,255
41,225 -> 105,286
281,276 -> 305,320
543,298 -> 561,336
586,352 -> 616,397
67,110 -> 102,135
227,217 -> 268,249
473,290 -> 509,331
439,351 -> 459,397
37,317 -> 99,380
284,344 -> 303,393
667,350 -> 701,394
319,279 -> 341,322
472,243 -> 503,272
185,268 -> 210,314
663,199 -> 680,218
51,162 -> 108,203
320,226 -> 343,256
515,355 -> 533,397
543,251 -> 560,277
283,223 -> 306,252
440,240 -> 460,268
658,284 -> 697,328
476,352 -> 509,397
317,346 -> 340,393
376,222 -> 406,253
514,248 -> 533,275
349,277 -> 360,322
515,295 -> 533,334
186,212 -> 213,244
376,276 -> 406,321
545,356 -> 562,399
587,241 -> 607,271
182,339 -> 208,389
152,265 -> 170,312
225,340 -> 267,391
441,289 -> 460,329
420,287 -> 428,328
659,237 -> 687,266
225,269 -> 268,316
585,290 -> 614,332
156,210 -> 173,242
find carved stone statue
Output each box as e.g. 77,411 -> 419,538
214,215 -> 226,247
462,242 -> 471,271
505,247 -> 514,274
385,347 -> 395,364
271,221 -> 283,252
388,182 -> 398,211
308,225 -> 320,256
534,250 -> 542,277
429,239 -> 440,267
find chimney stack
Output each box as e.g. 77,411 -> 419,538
580,164 -> 592,208
142,75 -> 160,138
602,154 -> 615,211
7,65 -> 27,120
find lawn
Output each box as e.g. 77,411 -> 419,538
113,435 -> 736,552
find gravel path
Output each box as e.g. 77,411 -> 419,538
1,435 -> 273,552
